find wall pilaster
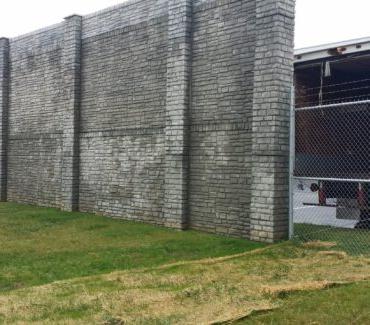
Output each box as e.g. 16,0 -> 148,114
163,0 -> 192,229
60,15 -> 82,211
249,0 -> 295,242
0,38 -> 9,202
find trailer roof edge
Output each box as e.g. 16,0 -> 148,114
294,36 -> 370,64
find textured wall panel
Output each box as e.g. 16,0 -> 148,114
79,133 -> 165,224
7,28 -> 64,207
189,0 -> 256,237
79,16 -> 168,222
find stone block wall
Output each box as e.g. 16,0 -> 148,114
78,4 -> 168,223
6,24 -> 65,207
0,0 -> 295,242
189,0 -> 256,237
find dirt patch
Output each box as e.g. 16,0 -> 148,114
303,241 -> 337,249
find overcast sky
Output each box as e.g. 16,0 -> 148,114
0,0 -> 369,49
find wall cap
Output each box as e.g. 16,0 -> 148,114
64,14 -> 82,20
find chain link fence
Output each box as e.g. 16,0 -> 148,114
291,99 -> 370,255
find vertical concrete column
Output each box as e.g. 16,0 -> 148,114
164,0 -> 192,229
61,15 -> 82,211
249,0 -> 295,242
0,38 -> 9,202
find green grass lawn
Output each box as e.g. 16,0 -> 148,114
0,202 -> 263,292
294,223 -> 370,254
242,281 -> 370,324
0,203 -> 369,324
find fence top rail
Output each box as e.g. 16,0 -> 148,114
295,99 -> 370,112
293,176 -> 370,183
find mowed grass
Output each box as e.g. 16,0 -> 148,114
0,241 -> 369,323
0,202 -> 263,292
1,203 -> 370,324
241,281 -> 370,324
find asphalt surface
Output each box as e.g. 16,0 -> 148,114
293,181 -> 358,229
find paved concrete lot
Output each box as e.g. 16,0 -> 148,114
293,181 -> 358,229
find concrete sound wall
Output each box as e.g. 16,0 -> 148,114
0,0 -> 295,242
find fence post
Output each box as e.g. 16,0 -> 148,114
289,86 -> 295,239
